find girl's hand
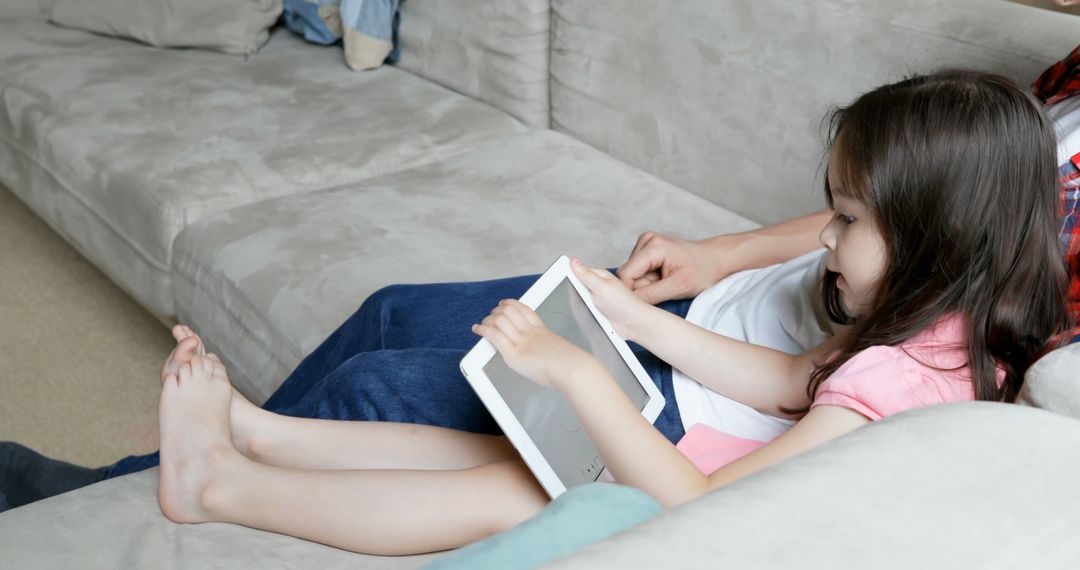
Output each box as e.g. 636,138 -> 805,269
569,257 -> 653,342
472,299 -> 602,391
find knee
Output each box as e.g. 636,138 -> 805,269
357,285 -> 402,324
475,460 -> 549,536
355,284 -> 426,334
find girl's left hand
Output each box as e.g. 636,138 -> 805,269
472,300 -> 601,390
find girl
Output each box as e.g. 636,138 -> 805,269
149,69 -> 1071,554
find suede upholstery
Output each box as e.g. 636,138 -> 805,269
550,402 -> 1080,569
0,16 -> 524,315
49,0 -> 283,56
550,0 -> 1080,225
397,0 -> 551,127
171,130 -> 755,402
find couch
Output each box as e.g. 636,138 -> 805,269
1,0 -> 1078,567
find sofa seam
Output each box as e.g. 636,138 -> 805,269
170,249 -> 305,374
0,128 -> 175,272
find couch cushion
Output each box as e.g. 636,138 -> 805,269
396,0 -> 550,127
49,0 -> 283,56
551,402 -> 1080,568
0,14 -> 526,316
0,468 -> 444,568
550,0 -> 1080,225
170,129 -> 757,402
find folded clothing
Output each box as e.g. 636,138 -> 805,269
282,0 -> 400,70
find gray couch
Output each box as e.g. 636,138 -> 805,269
1,0 -> 1078,567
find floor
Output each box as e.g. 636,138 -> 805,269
0,184 -> 171,468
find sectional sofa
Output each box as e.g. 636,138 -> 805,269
1,0 -> 1078,567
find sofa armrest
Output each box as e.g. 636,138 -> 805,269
548,402 -> 1080,568
1019,341 -> 1080,420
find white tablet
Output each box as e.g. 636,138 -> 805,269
459,255 -> 666,499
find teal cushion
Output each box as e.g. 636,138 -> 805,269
424,483 -> 661,570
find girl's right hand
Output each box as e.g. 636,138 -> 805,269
472,300 -> 602,390
570,257 -> 654,342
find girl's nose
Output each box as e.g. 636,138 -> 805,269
819,220 -> 837,251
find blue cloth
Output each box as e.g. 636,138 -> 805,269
105,274 -> 691,478
282,0 -> 401,65
423,483 -> 662,570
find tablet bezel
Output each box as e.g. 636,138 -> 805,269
459,255 -> 666,498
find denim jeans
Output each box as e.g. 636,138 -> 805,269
106,273 -> 691,478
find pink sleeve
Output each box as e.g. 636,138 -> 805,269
810,346 -> 928,421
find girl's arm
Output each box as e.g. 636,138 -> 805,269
630,305 -> 831,417
474,300 -> 869,508
560,365 -> 869,507
572,259 -> 833,418
618,209 -> 831,304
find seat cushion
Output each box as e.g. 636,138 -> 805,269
170,129 -> 757,402
0,13 -> 525,315
0,468 -> 444,569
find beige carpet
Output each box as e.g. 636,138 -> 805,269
0,184 -> 172,468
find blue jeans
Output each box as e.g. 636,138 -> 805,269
106,274 -> 691,478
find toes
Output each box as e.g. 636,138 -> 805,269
163,371 -> 179,388
209,358 -> 228,380
176,337 -> 200,358
177,362 -> 193,384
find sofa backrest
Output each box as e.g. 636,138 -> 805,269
550,0 -> 1080,226
396,0 -> 550,128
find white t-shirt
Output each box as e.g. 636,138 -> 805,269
670,249 -> 837,441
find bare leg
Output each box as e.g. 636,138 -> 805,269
158,355 -> 548,555
229,401 -> 518,471
161,326 -> 518,471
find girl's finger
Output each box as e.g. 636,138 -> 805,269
513,302 -> 544,327
481,312 -> 524,342
472,323 -> 515,356
492,314 -> 524,343
502,300 -> 544,327
495,302 -> 534,333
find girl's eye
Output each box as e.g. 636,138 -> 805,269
835,213 -> 855,225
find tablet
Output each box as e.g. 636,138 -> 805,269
459,255 -> 666,498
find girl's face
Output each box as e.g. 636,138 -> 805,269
819,151 -> 888,317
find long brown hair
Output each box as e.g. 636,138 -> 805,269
801,70 -> 1072,412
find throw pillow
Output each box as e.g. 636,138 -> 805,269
49,0 -> 283,56
422,483 -> 661,570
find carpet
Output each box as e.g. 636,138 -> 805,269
0,184 -> 171,468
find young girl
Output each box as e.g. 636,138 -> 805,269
152,69 -> 1070,555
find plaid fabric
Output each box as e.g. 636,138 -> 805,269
1061,161 -> 1080,343
1034,44 -> 1080,106
1038,44 -> 1080,343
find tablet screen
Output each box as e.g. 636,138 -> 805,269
481,278 -> 650,486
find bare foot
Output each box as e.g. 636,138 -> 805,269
202,353 -> 263,458
157,355 -> 239,524
160,325 -> 204,386
159,327 -> 267,459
